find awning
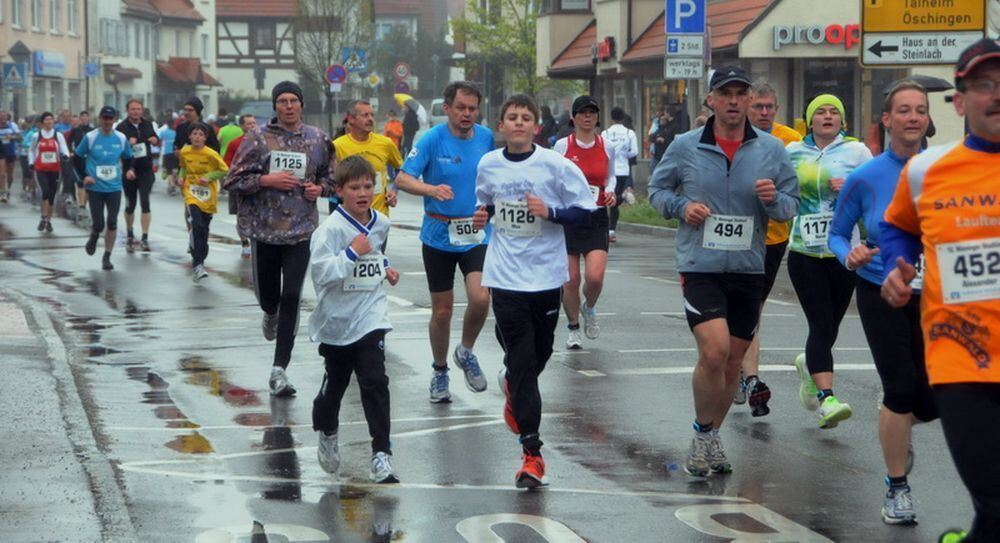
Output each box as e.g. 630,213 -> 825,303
621,0 -> 771,64
548,19 -> 596,77
103,64 -> 144,85
156,57 -> 222,86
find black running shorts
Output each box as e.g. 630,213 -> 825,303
564,207 -> 609,255
681,272 -> 765,341
422,243 -> 487,293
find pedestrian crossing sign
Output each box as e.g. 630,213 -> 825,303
339,47 -> 368,73
2,63 -> 27,89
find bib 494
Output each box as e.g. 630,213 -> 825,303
703,215 -> 754,251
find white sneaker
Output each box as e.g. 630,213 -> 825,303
193,264 -> 208,282
623,188 -> 636,205
370,451 -> 399,483
268,367 -> 297,397
262,312 -> 279,341
566,329 -> 583,350
581,304 -> 600,340
317,431 -> 340,474
794,353 -> 821,411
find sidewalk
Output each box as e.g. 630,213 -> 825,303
0,288 -> 136,542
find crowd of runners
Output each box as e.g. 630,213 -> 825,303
0,37 -> 997,543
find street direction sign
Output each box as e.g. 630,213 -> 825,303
339,47 -> 368,72
861,0 -> 986,66
665,0 -> 706,35
666,35 -> 704,56
664,57 -> 704,79
2,63 -> 27,89
325,64 -> 347,84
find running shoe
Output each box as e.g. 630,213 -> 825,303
370,452 -> 399,483
938,529 -> 968,542
453,346 -> 487,392
746,376 -> 772,417
624,188 -> 636,205
882,485 -> 917,525
608,230 -> 617,243
268,367 -> 296,397
429,367 -> 451,403
193,264 -> 208,282
708,431 -> 732,474
515,453 -> 546,489
794,353 -> 821,411
733,369 -> 747,405
818,395 -> 853,429
44,219 -> 52,233
262,312 -> 279,341
581,304 -> 600,339
684,433 -> 712,477
140,238 -> 150,251
566,329 -> 583,350
85,233 -> 98,256
102,254 -> 114,271
317,431 -> 340,474
0,192 -> 7,203
497,367 -> 519,434
241,244 -> 252,259
126,236 -> 136,252
37,218 -> 45,231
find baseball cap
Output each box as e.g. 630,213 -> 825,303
572,95 -> 600,116
709,66 -> 752,91
955,38 -> 1000,84
99,106 -> 117,119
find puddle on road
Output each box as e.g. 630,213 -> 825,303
179,355 -> 262,408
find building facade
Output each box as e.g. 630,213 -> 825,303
215,0 -> 297,103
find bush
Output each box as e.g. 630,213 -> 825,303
618,197 -> 678,228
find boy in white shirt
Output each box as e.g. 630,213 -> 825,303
309,155 -> 401,484
473,94 -> 597,489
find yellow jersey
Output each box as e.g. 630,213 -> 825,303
179,144 -> 228,214
764,122 -> 803,245
333,132 -> 403,215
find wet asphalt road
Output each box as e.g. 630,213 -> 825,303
0,185 -> 975,542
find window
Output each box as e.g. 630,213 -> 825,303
201,33 -> 208,61
67,0 -> 76,33
142,25 -> 149,59
253,23 -> 275,50
134,23 -> 141,58
49,0 -> 59,32
12,0 -> 23,27
31,0 -> 41,30
175,30 -> 181,56
153,27 -> 159,58
541,0 -> 589,12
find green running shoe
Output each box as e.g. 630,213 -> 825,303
794,353 -> 820,411
938,529 -> 967,543
818,395 -> 853,429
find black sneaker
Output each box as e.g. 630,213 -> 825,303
85,234 -> 98,255
140,238 -> 150,251
747,376 -> 772,417
126,236 -> 135,252
37,218 -> 45,231
44,220 -> 53,233
102,254 -> 114,270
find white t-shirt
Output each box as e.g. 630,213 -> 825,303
308,206 -> 393,346
552,135 -> 618,195
476,147 -> 598,292
601,123 -> 639,176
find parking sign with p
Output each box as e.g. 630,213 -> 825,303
665,0 -> 706,35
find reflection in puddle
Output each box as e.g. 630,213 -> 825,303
260,398 -> 301,502
180,355 -> 262,407
165,433 -> 215,454
318,489 -> 401,542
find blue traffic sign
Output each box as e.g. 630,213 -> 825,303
339,47 -> 368,73
2,62 -> 27,89
665,0 -> 706,35
325,64 -> 347,84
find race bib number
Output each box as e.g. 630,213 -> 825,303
937,237 -> 1000,304
131,143 -> 147,158
344,253 -> 385,292
374,171 -> 384,194
496,199 -> 541,237
40,151 -> 58,164
703,215 -> 753,251
189,184 -> 212,202
96,165 -> 118,181
269,151 -> 307,179
800,212 -> 834,248
448,218 -> 486,246
912,253 -> 925,291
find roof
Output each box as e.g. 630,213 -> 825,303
156,58 -> 222,86
217,0 -> 298,18
103,64 -> 144,84
122,0 -> 160,19
150,0 -> 204,22
621,0 -> 771,63
548,19 -> 596,75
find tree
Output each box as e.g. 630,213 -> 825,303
372,25 -> 453,102
450,0 -> 540,96
294,0 -> 373,132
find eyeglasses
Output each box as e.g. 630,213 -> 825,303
750,103 -> 776,111
276,98 -> 301,107
964,78 -> 1000,95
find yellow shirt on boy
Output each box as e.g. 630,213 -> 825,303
179,144 -> 229,214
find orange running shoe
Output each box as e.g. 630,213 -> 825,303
515,453 -> 546,489
497,368 -> 519,434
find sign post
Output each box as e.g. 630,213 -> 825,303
664,0 -> 707,80
860,0 -> 986,66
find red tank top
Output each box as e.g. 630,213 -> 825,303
34,134 -> 61,172
564,134 -> 609,206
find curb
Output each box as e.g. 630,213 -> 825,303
615,221 -> 677,238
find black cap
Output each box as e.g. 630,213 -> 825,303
955,38 -> 1000,85
709,66 -> 752,91
272,80 -> 304,110
571,95 -> 600,116
184,96 -> 204,115
99,106 -> 117,119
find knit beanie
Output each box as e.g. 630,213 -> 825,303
272,81 -> 304,110
806,94 -> 847,130
184,96 -> 204,116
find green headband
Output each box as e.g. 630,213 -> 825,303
806,94 -> 847,130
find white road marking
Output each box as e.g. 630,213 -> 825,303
386,294 -> 415,307
640,311 -> 795,318
577,370 -> 606,377
618,347 -> 870,354
641,276 -> 680,285
608,363 -> 876,376
107,413 -> 517,432
766,298 -> 796,306
402,271 -> 426,276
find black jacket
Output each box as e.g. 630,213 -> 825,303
116,118 -> 159,170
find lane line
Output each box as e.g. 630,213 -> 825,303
641,276 -> 680,285
577,370 -> 606,377
640,311 -> 795,318
107,413 -> 516,432
606,363 -> 876,376
618,347 -> 870,354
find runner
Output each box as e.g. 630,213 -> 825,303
225,81 -> 333,397
157,114 -> 178,196
881,39 -> 1000,543
177,122 -> 229,282
73,106 -> 136,271
601,107 -> 638,243
223,114 -> 257,259
175,98 -> 220,253
116,99 -> 160,252
18,117 -> 37,202
472,93 -> 596,488
0,110 -> 21,203
733,80 -> 803,416
332,100 -> 403,218
395,81 -> 493,403
310,155 -> 401,484
553,95 -> 618,349
648,66 -> 799,477
786,94 -> 873,428
27,112 -> 71,233
66,111 -> 93,219
382,110 -> 403,151
217,111 -> 244,159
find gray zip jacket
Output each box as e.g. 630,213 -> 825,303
649,117 -> 799,274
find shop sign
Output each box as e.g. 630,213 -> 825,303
773,24 -> 861,51
595,37 -> 616,61
33,51 -> 66,78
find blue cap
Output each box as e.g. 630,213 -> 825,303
99,106 -> 117,119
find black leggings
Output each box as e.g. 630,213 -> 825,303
787,252 -> 855,375
87,190 -> 122,234
188,205 -> 213,267
36,170 -> 59,205
608,175 -> 630,231
934,383 -> 1000,542
313,330 -> 391,454
252,239 -> 311,369
855,279 -> 937,420
124,168 -> 154,214
491,287 -> 562,452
